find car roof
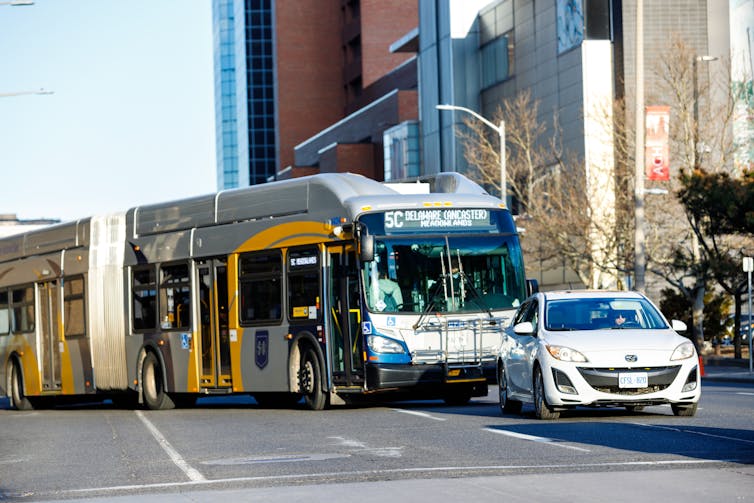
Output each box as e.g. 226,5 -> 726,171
540,290 -> 646,301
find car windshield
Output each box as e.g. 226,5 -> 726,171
545,297 -> 669,331
362,235 -> 526,314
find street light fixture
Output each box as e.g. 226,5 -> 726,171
436,104 -> 507,204
0,88 -> 53,98
0,1 -> 35,5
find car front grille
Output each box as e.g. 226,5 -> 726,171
577,366 -> 681,395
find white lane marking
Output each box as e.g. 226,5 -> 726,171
328,436 -> 404,457
60,459 -> 728,497
484,427 -> 591,452
631,422 -> 754,445
202,453 -> 349,465
135,410 -> 206,481
392,408 -> 447,421
736,392 -> 754,396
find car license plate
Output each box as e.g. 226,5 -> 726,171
618,372 -> 648,388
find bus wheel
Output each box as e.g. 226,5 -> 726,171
9,360 -> 33,411
299,347 -> 326,411
141,352 -> 175,410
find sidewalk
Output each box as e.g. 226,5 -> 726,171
701,356 -> 754,383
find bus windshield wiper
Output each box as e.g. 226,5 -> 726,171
412,275 -> 445,330
460,273 -> 496,323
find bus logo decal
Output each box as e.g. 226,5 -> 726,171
255,331 -> 269,369
362,321 -> 373,335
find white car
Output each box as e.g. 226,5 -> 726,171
497,290 -> 701,419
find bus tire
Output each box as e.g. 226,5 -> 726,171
299,346 -> 326,411
141,352 -> 175,410
9,360 -> 33,411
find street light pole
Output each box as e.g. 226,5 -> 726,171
634,0 -> 646,292
436,104 -> 507,204
692,55 -> 718,169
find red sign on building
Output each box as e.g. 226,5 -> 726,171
645,106 -> 670,181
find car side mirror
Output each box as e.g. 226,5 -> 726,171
513,321 -> 535,335
671,320 -> 687,332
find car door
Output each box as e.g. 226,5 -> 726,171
506,298 -> 539,396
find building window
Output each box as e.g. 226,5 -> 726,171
384,121 -> 420,181
239,251 -> 282,324
481,34 -> 514,88
479,0 -> 514,88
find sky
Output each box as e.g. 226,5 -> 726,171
0,0 -> 216,223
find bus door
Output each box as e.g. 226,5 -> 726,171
197,259 -> 231,388
326,245 -> 364,387
37,281 -> 61,391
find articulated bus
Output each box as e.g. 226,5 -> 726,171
0,172 -> 535,410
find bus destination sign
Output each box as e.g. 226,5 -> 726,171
383,209 -> 494,232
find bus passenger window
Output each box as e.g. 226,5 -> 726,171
0,290 -> 9,335
10,287 -> 34,333
239,251 -> 282,325
63,277 -> 86,337
287,247 -> 320,321
133,267 -> 157,331
159,263 -> 191,331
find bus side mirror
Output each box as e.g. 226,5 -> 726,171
360,233 -> 374,262
526,278 -> 539,296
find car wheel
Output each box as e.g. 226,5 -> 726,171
498,365 -> 522,415
533,367 -> 559,420
671,402 -> 698,417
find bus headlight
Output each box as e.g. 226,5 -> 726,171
367,335 -> 406,354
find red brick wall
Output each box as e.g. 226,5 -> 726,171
360,0 -> 418,88
319,144 -> 376,179
275,0 -> 343,174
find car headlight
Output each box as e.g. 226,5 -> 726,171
367,334 -> 406,354
546,345 -> 588,362
671,341 -> 695,361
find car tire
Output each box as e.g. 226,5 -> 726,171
498,365 -> 522,415
671,402 -> 698,417
533,367 -> 559,420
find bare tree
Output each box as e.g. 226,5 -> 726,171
643,36 -> 747,352
456,90 -> 632,288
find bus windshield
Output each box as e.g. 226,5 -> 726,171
362,235 -> 526,314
